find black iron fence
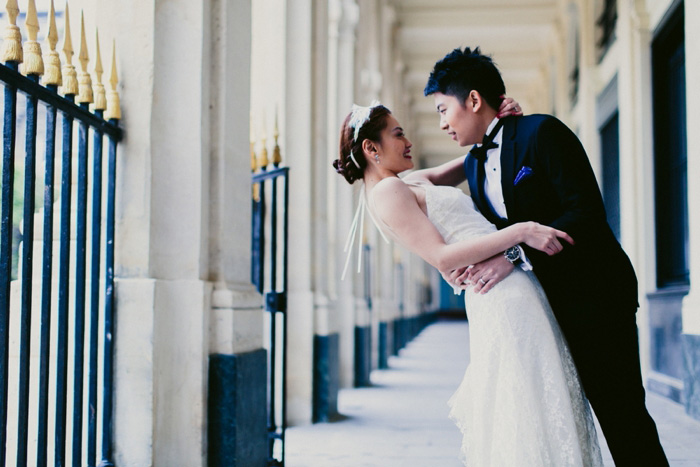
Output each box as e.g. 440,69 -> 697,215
251,127 -> 289,467
0,4 -> 121,466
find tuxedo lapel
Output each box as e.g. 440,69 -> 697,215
465,152 -> 505,227
500,117 -> 518,219
464,154 -> 485,211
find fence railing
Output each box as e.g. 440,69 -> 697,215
0,1 -> 121,466
251,117 -> 289,466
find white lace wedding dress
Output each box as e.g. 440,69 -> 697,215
370,181 -> 603,467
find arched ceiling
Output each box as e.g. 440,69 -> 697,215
395,0 -> 562,166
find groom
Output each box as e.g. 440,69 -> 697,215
424,47 -> 667,466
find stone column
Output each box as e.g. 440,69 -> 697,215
333,0 -> 360,390
376,0 -> 399,370
352,0 -> 381,388
206,0 -> 268,464
309,0 -> 339,424
682,0 -> 700,420
572,0 -> 600,178
67,0 -> 263,464
93,0 -> 215,463
284,0 -> 316,425
616,0 -> 656,377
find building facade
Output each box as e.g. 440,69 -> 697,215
1,0 -> 698,465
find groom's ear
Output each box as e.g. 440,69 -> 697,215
468,90 -> 484,113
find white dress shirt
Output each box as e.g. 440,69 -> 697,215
483,118 -> 507,218
477,117 -> 532,271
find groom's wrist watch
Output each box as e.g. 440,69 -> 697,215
504,246 -> 523,266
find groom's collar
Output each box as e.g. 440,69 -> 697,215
475,117 -> 501,147
485,116 -> 500,135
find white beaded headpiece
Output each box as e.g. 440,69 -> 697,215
347,100 -> 381,169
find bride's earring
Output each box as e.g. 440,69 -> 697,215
374,154 -> 380,163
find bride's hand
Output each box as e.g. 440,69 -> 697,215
520,222 -> 574,256
497,96 -> 523,118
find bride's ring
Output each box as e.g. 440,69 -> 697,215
479,278 -> 487,285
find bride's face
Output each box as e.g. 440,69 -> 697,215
374,115 -> 414,173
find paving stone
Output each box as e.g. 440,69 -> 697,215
287,320 -> 700,467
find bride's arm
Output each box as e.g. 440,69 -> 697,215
372,178 -> 571,272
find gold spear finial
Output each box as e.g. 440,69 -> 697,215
42,0 -> 62,86
76,11 -> 93,104
257,112 -> 269,169
104,40 -> 121,120
20,0 -> 43,75
91,29 -> 106,110
1,0 -> 23,63
250,116 -> 260,201
60,2 -> 79,95
272,108 -> 282,166
250,116 -> 257,172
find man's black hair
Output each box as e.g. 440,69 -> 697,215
424,47 -> 506,111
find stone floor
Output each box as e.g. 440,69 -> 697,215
286,319 -> 700,466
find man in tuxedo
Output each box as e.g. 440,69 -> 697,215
423,47 -> 668,466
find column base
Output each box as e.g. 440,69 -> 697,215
312,333 -> 340,423
354,326 -> 371,387
682,333 -> 700,421
208,349 -> 267,466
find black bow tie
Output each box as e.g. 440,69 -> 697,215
469,119 -> 506,162
470,140 -> 498,162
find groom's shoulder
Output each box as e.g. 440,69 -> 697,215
516,113 -> 563,130
514,114 -> 575,138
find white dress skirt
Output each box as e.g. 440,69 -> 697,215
372,182 -> 603,466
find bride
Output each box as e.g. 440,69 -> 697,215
333,101 -> 603,466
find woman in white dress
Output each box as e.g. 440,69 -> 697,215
333,101 -> 603,466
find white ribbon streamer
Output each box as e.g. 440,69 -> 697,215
341,186 -> 391,281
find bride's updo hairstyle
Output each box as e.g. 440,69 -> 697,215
333,103 -> 391,184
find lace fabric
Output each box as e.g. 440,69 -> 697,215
369,181 -> 603,466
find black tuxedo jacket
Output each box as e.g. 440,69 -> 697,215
465,114 -> 638,328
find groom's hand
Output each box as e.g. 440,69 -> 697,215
466,254 -> 515,294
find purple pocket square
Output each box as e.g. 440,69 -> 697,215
514,166 -> 534,186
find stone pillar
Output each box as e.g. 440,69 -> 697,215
104,0 -> 214,463
284,0 -> 316,425
682,0 -> 700,420
574,0 -> 600,174
376,0 -> 399,370
205,0 -> 268,464
333,0 -> 360,390
309,0 -> 340,424
616,0 -> 655,378
352,0 -> 382,388
68,0 -> 265,464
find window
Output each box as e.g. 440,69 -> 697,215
595,0 -> 617,62
600,112 -> 620,241
652,6 -> 688,288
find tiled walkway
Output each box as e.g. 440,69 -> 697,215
286,320 -> 700,466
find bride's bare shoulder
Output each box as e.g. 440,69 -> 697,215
371,177 -> 415,201
370,177 -> 420,216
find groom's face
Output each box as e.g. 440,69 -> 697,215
434,92 -> 482,147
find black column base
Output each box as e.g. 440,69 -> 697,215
208,349 -> 267,467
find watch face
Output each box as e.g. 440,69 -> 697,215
505,246 -> 520,262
